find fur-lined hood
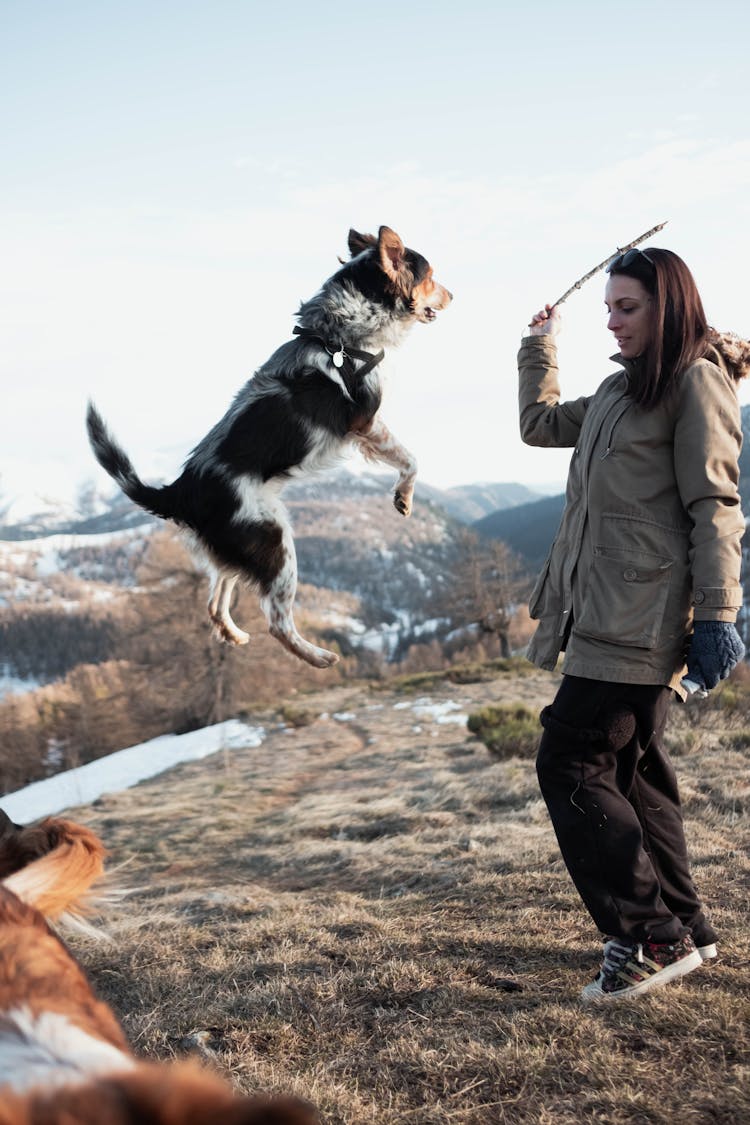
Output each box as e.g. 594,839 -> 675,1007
707,329 -> 750,381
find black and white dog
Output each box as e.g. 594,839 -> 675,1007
87,226 -> 452,668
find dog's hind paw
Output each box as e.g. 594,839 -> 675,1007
299,644 -> 339,669
211,622 -> 250,645
270,626 -> 340,668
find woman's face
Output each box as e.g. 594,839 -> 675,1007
604,274 -> 653,358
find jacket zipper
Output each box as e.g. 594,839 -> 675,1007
600,399 -> 632,459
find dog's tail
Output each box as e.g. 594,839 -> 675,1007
86,401 -> 178,522
0,809 -> 107,929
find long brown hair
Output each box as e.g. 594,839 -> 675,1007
608,248 -> 710,408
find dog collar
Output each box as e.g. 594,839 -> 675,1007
292,326 -> 385,379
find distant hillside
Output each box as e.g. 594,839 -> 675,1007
0,493 -> 157,542
0,469 -> 493,691
426,482 -> 544,523
473,493 -> 565,569
474,406 -> 750,569
283,472 -> 548,525
0,469 -> 545,542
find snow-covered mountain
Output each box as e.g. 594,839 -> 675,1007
0,469 -> 543,694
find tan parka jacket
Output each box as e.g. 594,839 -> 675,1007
518,334 -> 745,699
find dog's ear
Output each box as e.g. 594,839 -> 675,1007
377,226 -> 406,282
0,809 -> 21,843
347,229 -> 377,257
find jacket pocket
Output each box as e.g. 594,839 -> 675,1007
573,547 -> 673,649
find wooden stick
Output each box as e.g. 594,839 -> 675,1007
551,221 -> 668,308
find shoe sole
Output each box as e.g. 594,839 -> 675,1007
581,949 -> 703,1003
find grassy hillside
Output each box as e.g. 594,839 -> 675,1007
56,661 -> 750,1123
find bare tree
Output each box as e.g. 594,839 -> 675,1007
121,532 -> 240,730
435,529 -> 529,657
121,529 -> 338,730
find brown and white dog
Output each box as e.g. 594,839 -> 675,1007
87,225 -> 452,668
0,810 -> 318,1124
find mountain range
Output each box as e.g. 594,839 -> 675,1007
475,403 -> 750,568
0,474 -> 553,543
4,396 -> 750,695
0,471 -> 555,695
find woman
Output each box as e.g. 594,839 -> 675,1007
519,247 -> 748,1002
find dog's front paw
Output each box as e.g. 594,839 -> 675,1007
394,490 -> 412,517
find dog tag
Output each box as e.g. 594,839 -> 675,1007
332,350 -> 344,368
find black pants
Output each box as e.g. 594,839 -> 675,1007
536,675 -> 716,945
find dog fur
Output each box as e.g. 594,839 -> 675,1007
86,225 -> 451,667
0,809 -> 318,1124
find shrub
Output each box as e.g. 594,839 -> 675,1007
723,730 -> 750,750
466,702 -> 540,759
279,703 -> 317,728
707,662 -> 750,715
390,657 -> 531,695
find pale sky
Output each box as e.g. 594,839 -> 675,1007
3,0 -> 750,515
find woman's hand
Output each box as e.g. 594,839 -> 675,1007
685,621 -> 745,691
528,303 -> 562,336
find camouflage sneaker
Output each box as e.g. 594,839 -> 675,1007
603,932 -> 717,962
581,934 -> 702,1003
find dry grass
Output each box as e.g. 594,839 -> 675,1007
60,665 -> 750,1123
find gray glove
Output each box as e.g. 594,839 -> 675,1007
685,621 -> 745,690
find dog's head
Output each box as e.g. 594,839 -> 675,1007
0,810 -> 61,880
343,226 -> 452,325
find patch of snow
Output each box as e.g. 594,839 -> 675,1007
90,588 -> 118,604
1,525 -> 151,561
332,711 -> 356,722
436,711 -> 469,726
0,666 -> 41,701
1,719 -> 265,823
0,577 -> 39,606
415,700 -> 469,725
412,617 -> 449,637
321,610 -> 367,635
350,621 -> 402,657
394,697 -> 469,725
403,561 -> 429,589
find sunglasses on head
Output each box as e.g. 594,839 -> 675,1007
606,247 -> 655,273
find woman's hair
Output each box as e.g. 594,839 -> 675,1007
608,248 -> 711,408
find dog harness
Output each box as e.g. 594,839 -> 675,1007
292,326 -> 385,379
